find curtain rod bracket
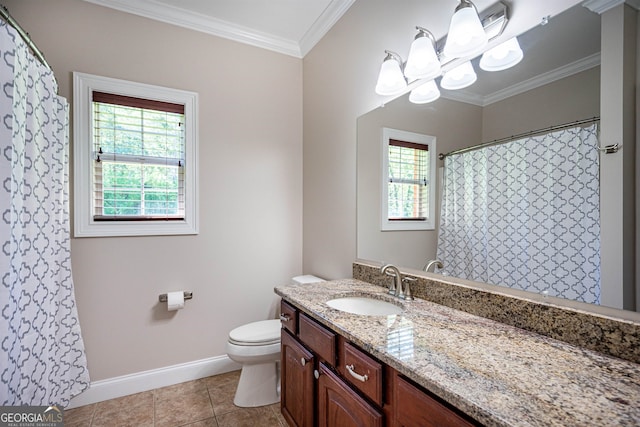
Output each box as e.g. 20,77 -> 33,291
598,143 -> 619,154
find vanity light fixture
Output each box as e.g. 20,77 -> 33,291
375,1 -> 511,102
443,0 -> 488,59
479,36 -> 523,71
409,80 -> 441,104
440,61 -> 477,90
404,27 -> 442,80
375,50 -> 408,96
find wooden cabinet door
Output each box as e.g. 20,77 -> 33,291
281,329 -> 315,427
318,363 -> 383,427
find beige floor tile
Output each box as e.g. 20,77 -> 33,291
216,406 -> 282,427
155,388 -> 214,427
202,370 -> 240,390
268,402 -> 287,426
64,371 -> 278,426
155,378 -> 208,403
182,417 -> 219,427
91,390 -> 155,427
205,371 -> 241,416
63,403 -> 96,427
91,401 -> 154,427
93,390 -> 154,416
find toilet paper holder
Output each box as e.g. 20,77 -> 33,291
158,291 -> 193,303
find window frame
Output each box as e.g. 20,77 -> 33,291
73,72 -> 199,237
381,127 -> 436,231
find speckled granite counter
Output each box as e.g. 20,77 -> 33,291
274,279 -> 640,427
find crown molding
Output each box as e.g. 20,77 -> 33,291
483,52 -> 601,105
82,0 -> 352,58
583,0 -> 640,13
299,0 -> 355,57
442,52 -> 601,107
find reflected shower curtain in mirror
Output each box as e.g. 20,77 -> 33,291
436,124 -> 600,304
0,21 -> 89,404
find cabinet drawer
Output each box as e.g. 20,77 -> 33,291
340,340 -> 383,406
298,313 -> 336,365
395,375 -> 479,427
318,363 -> 383,427
280,300 -> 298,334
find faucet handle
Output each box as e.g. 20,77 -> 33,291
401,276 -> 417,300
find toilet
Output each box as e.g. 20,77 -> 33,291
226,275 -> 325,407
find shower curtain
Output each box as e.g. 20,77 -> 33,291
0,21 -> 89,404
437,124 -> 601,304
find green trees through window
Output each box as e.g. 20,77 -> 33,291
93,100 -> 185,219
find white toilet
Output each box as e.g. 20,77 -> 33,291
226,275 -> 325,407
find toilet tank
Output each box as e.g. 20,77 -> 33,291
291,275 -> 325,285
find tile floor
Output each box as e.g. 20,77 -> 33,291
64,370 -> 287,427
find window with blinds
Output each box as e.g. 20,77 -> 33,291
381,128 -> 436,231
387,139 -> 429,221
92,92 -> 185,221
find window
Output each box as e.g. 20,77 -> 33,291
381,128 -> 436,231
74,72 -> 198,237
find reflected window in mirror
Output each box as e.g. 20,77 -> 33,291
381,128 -> 436,231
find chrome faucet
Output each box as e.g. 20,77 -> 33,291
380,264 -> 415,300
423,259 -> 443,273
381,264 -> 402,296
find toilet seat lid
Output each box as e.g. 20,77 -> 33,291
229,319 -> 281,345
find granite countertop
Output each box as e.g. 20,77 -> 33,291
274,279 -> 640,427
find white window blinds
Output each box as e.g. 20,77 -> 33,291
92,91 -> 185,221
387,139 -> 430,221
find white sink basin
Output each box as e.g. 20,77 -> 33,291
325,296 -> 402,316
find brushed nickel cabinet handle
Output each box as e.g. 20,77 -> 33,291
346,364 -> 369,382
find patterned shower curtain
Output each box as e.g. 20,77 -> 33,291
436,124 -> 601,304
0,21 -> 89,404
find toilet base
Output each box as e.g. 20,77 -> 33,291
233,361 -> 280,407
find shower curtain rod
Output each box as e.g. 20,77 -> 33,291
438,116 -> 601,160
0,4 -> 53,72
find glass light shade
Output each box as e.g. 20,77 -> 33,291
375,56 -> 407,96
443,2 -> 488,58
409,80 -> 441,104
440,61 -> 477,90
479,37 -> 524,71
404,36 -> 442,80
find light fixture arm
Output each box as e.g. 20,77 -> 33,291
414,26 -> 436,45
455,0 -> 476,13
383,50 -> 403,66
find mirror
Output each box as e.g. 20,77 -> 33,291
356,4 -> 623,308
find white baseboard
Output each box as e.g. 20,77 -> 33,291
67,355 -> 241,409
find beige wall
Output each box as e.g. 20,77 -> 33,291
302,0 -> 584,280
357,96 -> 483,269
4,0 -> 303,381
482,67 -> 600,141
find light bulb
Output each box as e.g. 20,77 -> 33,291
443,1 -> 488,59
479,37 -> 524,72
375,53 -> 407,96
404,29 -> 441,81
440,61 -> 477,90
409,80 -> 441,104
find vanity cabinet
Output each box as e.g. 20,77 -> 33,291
281,300 -> 384,427
281,329 -> 315,427
280,300 -> 481,427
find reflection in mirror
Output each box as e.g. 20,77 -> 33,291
355,4 -> 634,310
